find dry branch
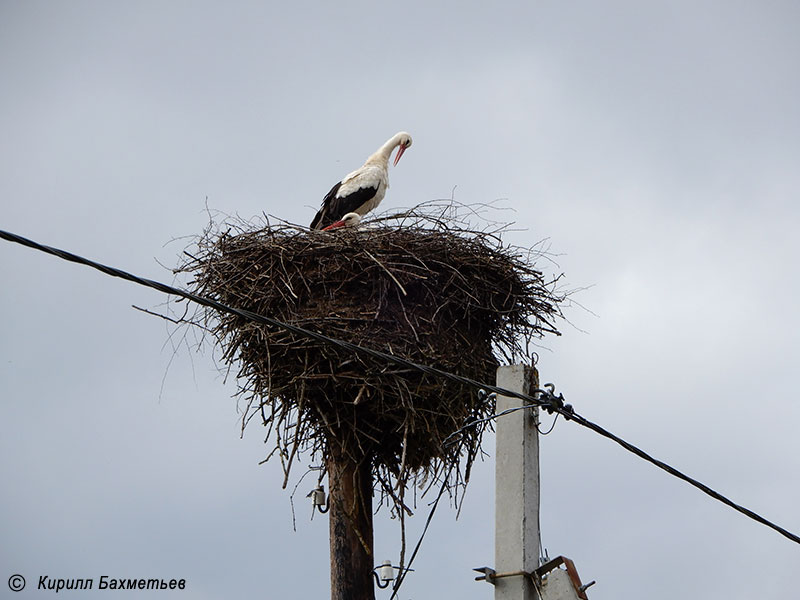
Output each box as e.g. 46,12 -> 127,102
174,202 -> 564,518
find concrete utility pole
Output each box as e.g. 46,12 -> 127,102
495,364 -> 540,600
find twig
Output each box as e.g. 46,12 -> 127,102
364,250 -> 407,296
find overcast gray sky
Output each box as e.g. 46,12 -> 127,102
2,1 -> 799,598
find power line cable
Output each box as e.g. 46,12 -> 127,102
0,228 -> 550,408
566,410 -> 800,544
2,227 -> 799,548
445,390 -> 800,545
389,461 -> 454,600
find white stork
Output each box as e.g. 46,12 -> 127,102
322,212 -> 362,231
310,131 -> 412,230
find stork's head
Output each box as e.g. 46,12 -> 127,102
393,132 -> 413,166
322,212 -> 362,231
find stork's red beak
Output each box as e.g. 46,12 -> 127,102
393,142 -> 408,167
322,219 -> 346,231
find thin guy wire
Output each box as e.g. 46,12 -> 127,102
442,402 -> 544,447
2,227 -> 799,548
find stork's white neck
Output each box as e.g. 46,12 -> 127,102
365,132 -> 408,166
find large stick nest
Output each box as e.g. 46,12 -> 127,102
175,203 -> 564,510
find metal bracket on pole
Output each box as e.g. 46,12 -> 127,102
474,557 -> 595,600
473,566 -> 497,584
534,556 -> 595,600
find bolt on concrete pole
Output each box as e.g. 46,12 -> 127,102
495,365 -> 540,600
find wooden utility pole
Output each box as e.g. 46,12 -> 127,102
495,365 -> 540,600
328,447 -> 375,600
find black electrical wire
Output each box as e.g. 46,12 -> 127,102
566,411 -> 800,545
389,462 -> 454,600
0,228 -> 550,410
2,227 -> 799,550
442,401 -> 543,447
537,412 -> 559,435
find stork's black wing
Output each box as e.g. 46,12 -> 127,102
310,182 -> 378,230
310,182 -> 341,230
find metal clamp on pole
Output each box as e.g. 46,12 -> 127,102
473,566 -> 537,585
473,566 -> 497,584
